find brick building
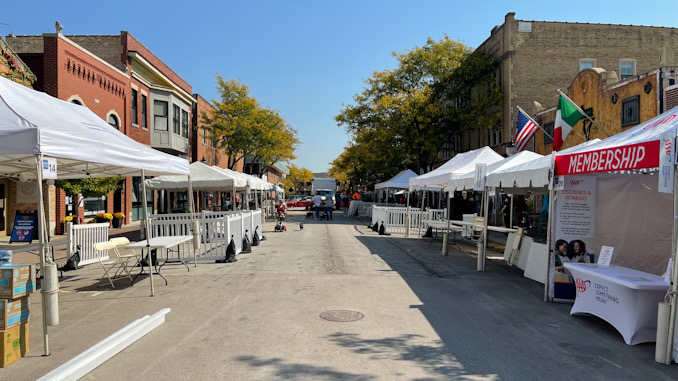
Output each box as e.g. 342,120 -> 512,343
8,26 -> 195,233
0,36 -> 38,238
534,65 -> 678,154
457,12 -> 678,156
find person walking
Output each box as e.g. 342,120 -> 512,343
313,192 -> 322,219
343,193 -> 350,217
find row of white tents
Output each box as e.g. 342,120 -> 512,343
373,105 -> 678,363
0,75 -> 283,355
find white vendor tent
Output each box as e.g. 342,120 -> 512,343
409,146 -> 504,190
375,169 -> 418,190
0,76 -> 189,179
212,166 -> 271,190
485,139 -> 601,195
0,74 -> 191,355
145,161 -> 246,190
447,151 -> 543,192
549,107 -> 678,363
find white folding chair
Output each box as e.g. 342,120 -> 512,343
109,237 -> 142,268
93,241 -> 134,288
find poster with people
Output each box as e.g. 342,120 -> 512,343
552,175 -> 596,301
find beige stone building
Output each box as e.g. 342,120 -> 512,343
459,12 -> 678,156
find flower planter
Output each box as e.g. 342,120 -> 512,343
112,217 -> 123,229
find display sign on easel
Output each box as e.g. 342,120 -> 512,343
9,210 -> 37,243
597,246 -> 614,267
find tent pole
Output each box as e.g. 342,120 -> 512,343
480,187 -> 490,272
509,194 -> 513,229
664,162 -> 678,363
443,190 -> 451,256
187,174 -> 198,268
544,153 -> 556,302
406,187 -> 411,237
418,190 -> 426,241
140,169 -> 155,297
36,155 -> 50,356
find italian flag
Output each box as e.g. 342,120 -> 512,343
553,94 -> 585,151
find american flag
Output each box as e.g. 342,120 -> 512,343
515,109 -> 539,152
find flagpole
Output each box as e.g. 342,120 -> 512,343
557,89 -> 611,138
517,105 -> 552,140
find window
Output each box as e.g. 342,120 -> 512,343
202,128 -> 207,145
174,106 -> 182,135
543,122 -> 554,144
154,100 -> 168,130
621,95 -> 640,127
580,59 -> 595,71
131,177 -> 153,221
452,135 -> 461,153
108,114 -> 119,129
620,60 -> 635,81
71,99 -> 82,105
181,110 -> 189,138
131,89 -> 138,125
141,94 -> 147,128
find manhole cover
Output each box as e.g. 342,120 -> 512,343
320,310 -> 364,322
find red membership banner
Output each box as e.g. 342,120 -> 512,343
555,140 -> 660,175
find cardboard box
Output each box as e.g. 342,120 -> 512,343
0,296 -> 29,330
0,321 -> 29,368
0,265 -> 36,299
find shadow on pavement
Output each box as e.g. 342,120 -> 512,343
235,355 -> 376,380
352,233 -> 678,381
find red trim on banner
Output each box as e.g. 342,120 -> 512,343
555,140 -> 660,175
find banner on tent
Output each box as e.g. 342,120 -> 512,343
551,175 -> 596,301
555,141 -> 659,175
555,175 -> 596,241
658,133 -> 674,194
473,163 -> 486,191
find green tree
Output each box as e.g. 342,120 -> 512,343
283,164 -> 313,194
201,76 -> 299,172
56,177 -> 124,221
334,36 -> 501,187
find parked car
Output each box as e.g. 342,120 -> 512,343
286,195 -> 304,207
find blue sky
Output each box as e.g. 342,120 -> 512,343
2,1 -> 677,172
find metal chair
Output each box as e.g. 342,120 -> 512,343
93,241 -> 134,288
109,237 -> 142,268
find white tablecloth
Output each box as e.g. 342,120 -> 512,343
564,263 -> 669,345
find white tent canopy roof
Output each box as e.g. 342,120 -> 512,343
145,161 -> 246,190
485,139 -> 602,193
409,146 -> 504,190
448,151 -> 543,191
0,75 -> 188,179
554,106 -> 678,175
211,166 -> 273,191
375,169 -> 418,190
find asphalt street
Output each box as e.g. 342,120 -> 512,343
2,209 -> 678,380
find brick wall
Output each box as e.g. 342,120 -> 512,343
477,13 -> 678,151
534,68 -> 662,154
667,87 -> 678,109
123,33 -> 192,95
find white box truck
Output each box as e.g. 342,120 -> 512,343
311,177 -> 337,209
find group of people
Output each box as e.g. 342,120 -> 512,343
554,239 -> 592,282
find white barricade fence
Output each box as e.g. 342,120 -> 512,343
149,209 -> 262,261
67,222 -> 109,265
348,201 -> 387,218
371,206 -> 428,235
370,207 -> 447,236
